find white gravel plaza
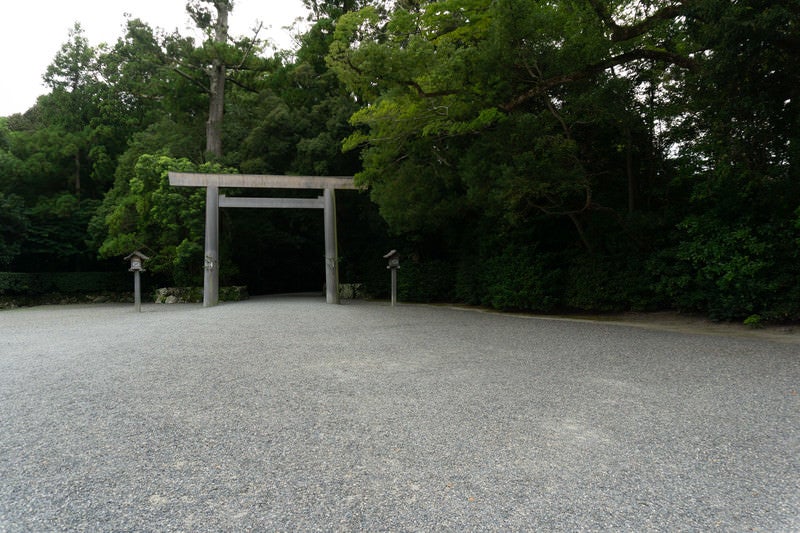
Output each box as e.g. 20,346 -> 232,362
1,295 -> 798,531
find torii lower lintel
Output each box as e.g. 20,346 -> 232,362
168,172 -> 358,307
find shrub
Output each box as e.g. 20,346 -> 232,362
481,247 -> 562,312
653,216 -> 799,321
397,260 -> 455,302
565,255 -> 659,312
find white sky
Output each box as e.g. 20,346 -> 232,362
0,0 -> 310,116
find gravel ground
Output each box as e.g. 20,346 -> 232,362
1,295 -> 798,531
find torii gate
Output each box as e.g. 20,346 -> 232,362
168,172 -> 357,307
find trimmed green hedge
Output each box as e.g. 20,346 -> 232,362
0,272 -> 132,295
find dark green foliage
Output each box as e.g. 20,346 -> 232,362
0,194 -> 29,268
478,247 -> 562,312
223,206 -> 326,294
397,259 -> 456,303
647,0 -> 800,321
324,0 -> 800,322
333,190 -> 392,294
0,272 -> 130,295
653,216 -> 800,321
565,255 -> 659,313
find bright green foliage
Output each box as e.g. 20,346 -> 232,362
98,155 -> 228,286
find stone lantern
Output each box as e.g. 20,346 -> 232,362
124,251 -> 150,312
383,250 -> 400,307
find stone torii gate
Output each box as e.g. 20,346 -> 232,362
168,172 -> 357,307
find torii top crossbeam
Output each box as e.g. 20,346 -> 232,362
169,172 -> 358,190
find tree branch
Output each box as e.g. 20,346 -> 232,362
610,2 -> 695,42
586,0 -> 696,43
172,67 -> 211,93
225,75 -> 259,93
502,48 -> 695,112
406,79 -> 459,98
234,21 -> 264,71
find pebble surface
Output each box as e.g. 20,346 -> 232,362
1,296 -> 798,531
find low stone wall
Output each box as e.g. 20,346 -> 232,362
0,286 -> 250,310
338,283 -> 365,300
154,286 -> 249,304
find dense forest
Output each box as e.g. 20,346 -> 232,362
1,0 -> 797,322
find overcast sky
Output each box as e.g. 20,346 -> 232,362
0,0 -> 310,117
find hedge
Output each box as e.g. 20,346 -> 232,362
0,272 -> 132,295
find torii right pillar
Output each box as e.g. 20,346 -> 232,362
324,188 -> 339,304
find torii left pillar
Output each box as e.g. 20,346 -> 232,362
204,184 -> 219,307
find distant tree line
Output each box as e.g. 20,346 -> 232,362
1,0 -> 797,322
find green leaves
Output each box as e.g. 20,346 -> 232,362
97,155 -> 226,284
0,193 -> 28,268
43,23 -> 99,93
663,216 -> 784,320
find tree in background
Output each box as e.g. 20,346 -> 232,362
2,0 -> 797,320
186,0 -> 233,158
225,0 -> 389,293
654,0 -> 800,320
1,25 -> 115,271
0,192 -> 28,268
326,0 -> 690,307
94,0 -> 386,293
328,0 -> 799,318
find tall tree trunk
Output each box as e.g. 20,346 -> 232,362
206,1 -> 229,158
199,1 -> 231,307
